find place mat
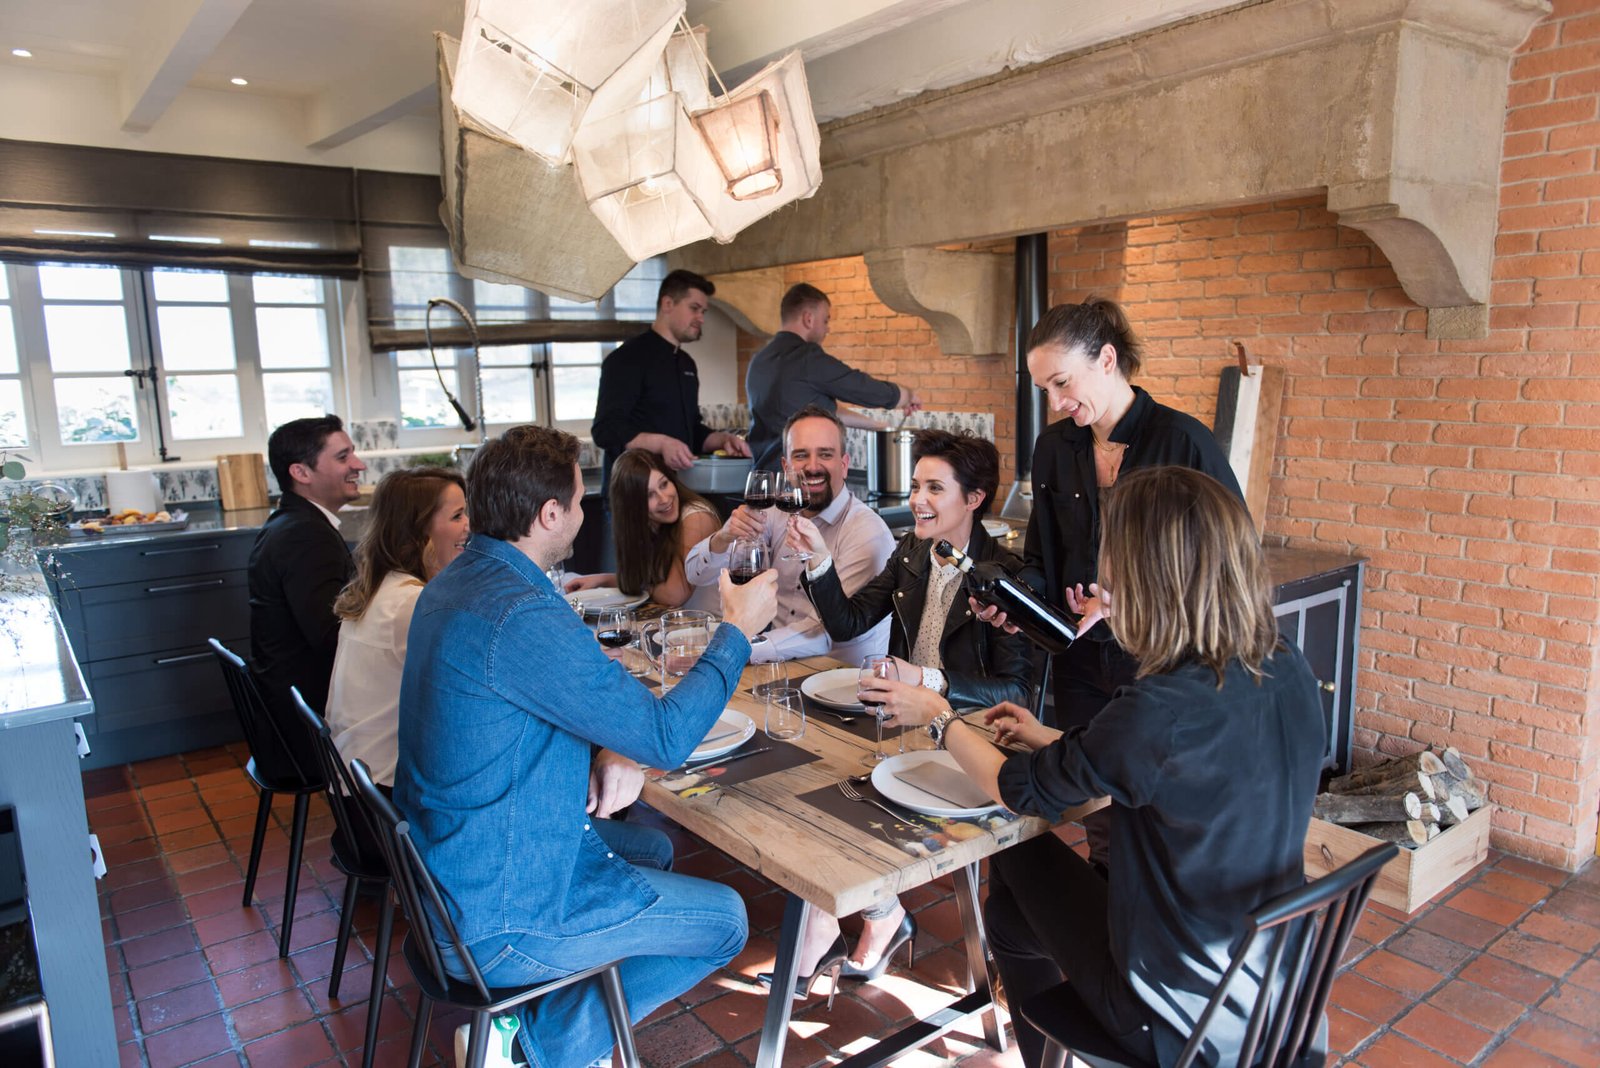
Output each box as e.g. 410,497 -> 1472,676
796,777 -> 1018,857
647,738 -> 819,795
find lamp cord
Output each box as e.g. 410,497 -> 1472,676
424,297 -> 479,433
676,16 -> 728,98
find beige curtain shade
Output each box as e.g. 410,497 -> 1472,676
451,0 -> 684,165
437,33 -> 636,303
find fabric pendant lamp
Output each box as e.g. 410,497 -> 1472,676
451,0 -> 684,165
643,25 -> 711,112
436,34 -> 636,303
574,93 -> 724,262
694,50 -> 823,242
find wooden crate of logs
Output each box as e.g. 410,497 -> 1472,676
1303,747 -> 1492,913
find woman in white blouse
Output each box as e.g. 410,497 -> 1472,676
325,466 -> 469,787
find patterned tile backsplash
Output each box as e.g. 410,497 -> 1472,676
4,410 -> 984,511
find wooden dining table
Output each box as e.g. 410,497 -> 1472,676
640,653 -> 1106,1067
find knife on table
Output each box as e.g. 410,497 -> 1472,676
676,746 -> 772,775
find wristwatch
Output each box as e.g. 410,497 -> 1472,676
926,708 -> 960,750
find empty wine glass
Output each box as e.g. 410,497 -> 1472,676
776,471 -> 812,562
728,537 -> 769,587
858,655 -> 895,765
751,660 -> 789,701
744,469 -> 776,512
765,687 -> 805,741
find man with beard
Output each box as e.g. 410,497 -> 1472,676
687,405 -> 893,664
590,269 -> 750,490
396,424 -> 777,1068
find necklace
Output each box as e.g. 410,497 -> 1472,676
1091,433 -> 1124,454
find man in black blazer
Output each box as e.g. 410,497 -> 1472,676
248,415 -> 366,715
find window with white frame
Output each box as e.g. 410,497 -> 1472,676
5,261 -> 345,470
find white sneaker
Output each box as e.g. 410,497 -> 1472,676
454,1014 -> 522,1068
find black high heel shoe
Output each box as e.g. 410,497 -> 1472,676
840,911 -> 917,981
755,934 -> 848,1009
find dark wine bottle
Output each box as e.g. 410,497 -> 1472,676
936,540 -> 1077,655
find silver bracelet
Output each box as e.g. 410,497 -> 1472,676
927,709 -> 959,750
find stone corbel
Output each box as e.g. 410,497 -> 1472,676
862,247 -> 1014,356
702,267 -> 785,336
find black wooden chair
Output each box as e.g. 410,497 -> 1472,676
208,638 -> 328,958
288,690 -> 395,1068
348,758 -> 641,1068
1019,842 -> 1398,1068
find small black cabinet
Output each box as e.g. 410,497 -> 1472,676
1266,548 -> 1364,775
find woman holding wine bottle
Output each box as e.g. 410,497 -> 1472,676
326,466 -> 469,787
886,466 -> 1325,1068
772,429 -> 1032,986
566,448 -> 722,611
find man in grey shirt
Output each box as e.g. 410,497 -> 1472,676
744,283 -> 921,471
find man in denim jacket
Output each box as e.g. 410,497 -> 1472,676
396,426 -> 778,1067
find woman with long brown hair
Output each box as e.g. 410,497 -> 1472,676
326,466 -> 468,786
888,466 -> 1325,1067
567,447 -> 721,611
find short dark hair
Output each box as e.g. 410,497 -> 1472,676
780,283 -> 829,322
658,269 -> 714,308
1025,295 -> 1142,378
466,425 -> 581,541
267,415 -> 344,490
911,429 -> 1000,518
782,404 -> 845,452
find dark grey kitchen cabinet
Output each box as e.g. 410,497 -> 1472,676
41,531 -> 254,769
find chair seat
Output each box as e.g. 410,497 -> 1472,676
401,935 -> 618,1017
1019,981 -> 1151,1068
244,755 -> 325,796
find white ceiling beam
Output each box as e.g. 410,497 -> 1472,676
305,71 -> 435,150
120,0 -> 254,133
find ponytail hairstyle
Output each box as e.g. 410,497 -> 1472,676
1024,295 -> 1142,379
334,466 -> 466,620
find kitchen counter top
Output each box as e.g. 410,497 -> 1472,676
0,554 -> 92,730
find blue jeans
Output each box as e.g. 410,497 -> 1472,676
471,819 -> 747,1068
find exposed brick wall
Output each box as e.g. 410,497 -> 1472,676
733,258 -> 1021,493
733,2 -> 1600,869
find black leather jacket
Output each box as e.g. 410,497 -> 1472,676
803,523 -> 1034,709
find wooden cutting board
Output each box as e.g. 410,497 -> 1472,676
217,453 -> 270,510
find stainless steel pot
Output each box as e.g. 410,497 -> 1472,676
874,428 -> 916,497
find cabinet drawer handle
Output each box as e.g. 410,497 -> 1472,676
145,578 -> 226,594
141,544 -> 221,557
154,651 -> 213,666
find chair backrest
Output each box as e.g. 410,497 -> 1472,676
289,689 -> 387,876
349,758 -> 492,1003
208,638 -> 319,785
1176,842 -> 1399,1068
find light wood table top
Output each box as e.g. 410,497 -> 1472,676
642,655 -> 1105,917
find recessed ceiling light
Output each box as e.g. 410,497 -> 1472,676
230,76 -> 248,86
12,49 -> 33,58
150,234 -> 223,245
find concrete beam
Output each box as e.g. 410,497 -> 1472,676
863,247 -> 1013,355
120,0 -> 255,133
307,76 -> 435,151
675,0 -> 1550,339
701,267 -> 786,336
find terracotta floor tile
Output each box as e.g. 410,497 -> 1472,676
1494,855 -> 1569,886
1412,905 -> 1503,949
1479,1040 -> 1575,1068
229,987 -> 316,1042
1351,950 -> 1444,998
1328,1004 -> 1381,1057
1542,889 -> 1600,929
144,1013 -> 234,1068
1567,956 -> 1600,994
1510,1011 -> 1600,1066
242,1019 -> 338,1067
1353,1031 -> 1463,1068
203,930 -> 282,974
136,979 -> 222,1032
215,958 -> 299,1007
1488,929 -> 1582,978
1445,887 -> 1530,927
1394,1003 -> 1496,1063
128,951 -> 212,1002
117,899 -> 191,939
110,875 -> 183,915
1541,982 -> 1600,1031
121,925 -> 202,970
193,904 -> 270,947
1459,955 -> 1558,1004
1516,910 -> 1600,954
1331,972 -> 1413,1024
1426,977 -> 1528,1033
1473,868 -> 1554,906
1386,928 -> 1476,973
144,791 -> 203,818
638,1007 -> 728,1065
168,842 -> 234,874
102,856 -> 167,892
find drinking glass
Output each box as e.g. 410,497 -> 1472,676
775,471 -> 812,562
660,610 -> 712,691
858,655 -> 895,765
751,660 -> 789,701
728,536 -> 770,587
744,469 -> 776,512
596,605 -> 644,673
765,686 -> 805,741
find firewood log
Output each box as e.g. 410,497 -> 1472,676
1436,793 -> 1470,827
1342,770 -> 1436,800
1431,770 -> 1486,811
1328,751 -> 1445,793
1350,820 -> 1428,847
1314,791 -> 1423,825
1438,746 -> 1471,780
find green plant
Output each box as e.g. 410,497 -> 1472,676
1,452 -> 70,558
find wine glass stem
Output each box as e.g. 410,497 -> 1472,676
875,714 -> 885,759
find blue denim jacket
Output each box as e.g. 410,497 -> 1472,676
394,534 -> 750,951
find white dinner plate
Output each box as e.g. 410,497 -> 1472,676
567,586 -> 649,612
981,518 -> 1012,537
688,709 -> 755,763
872,751 -> 1003,818
800,667 -> 866,711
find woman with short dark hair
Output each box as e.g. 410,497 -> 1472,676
889,466 -> 1325,1068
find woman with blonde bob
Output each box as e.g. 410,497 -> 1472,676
326,466 -> 469,788
884,466 -> 1327,1068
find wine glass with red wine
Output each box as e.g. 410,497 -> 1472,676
595,605 -> 637,653
775,471 -> 812,561
728,537 -> 769,586
744,469 -> 776,512
858,655 -> 895,765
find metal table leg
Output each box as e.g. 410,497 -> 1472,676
754,893 -> 810,1068
954,861 -> 1006,1052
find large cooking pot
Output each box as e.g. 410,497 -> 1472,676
874,428 -> 916,497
